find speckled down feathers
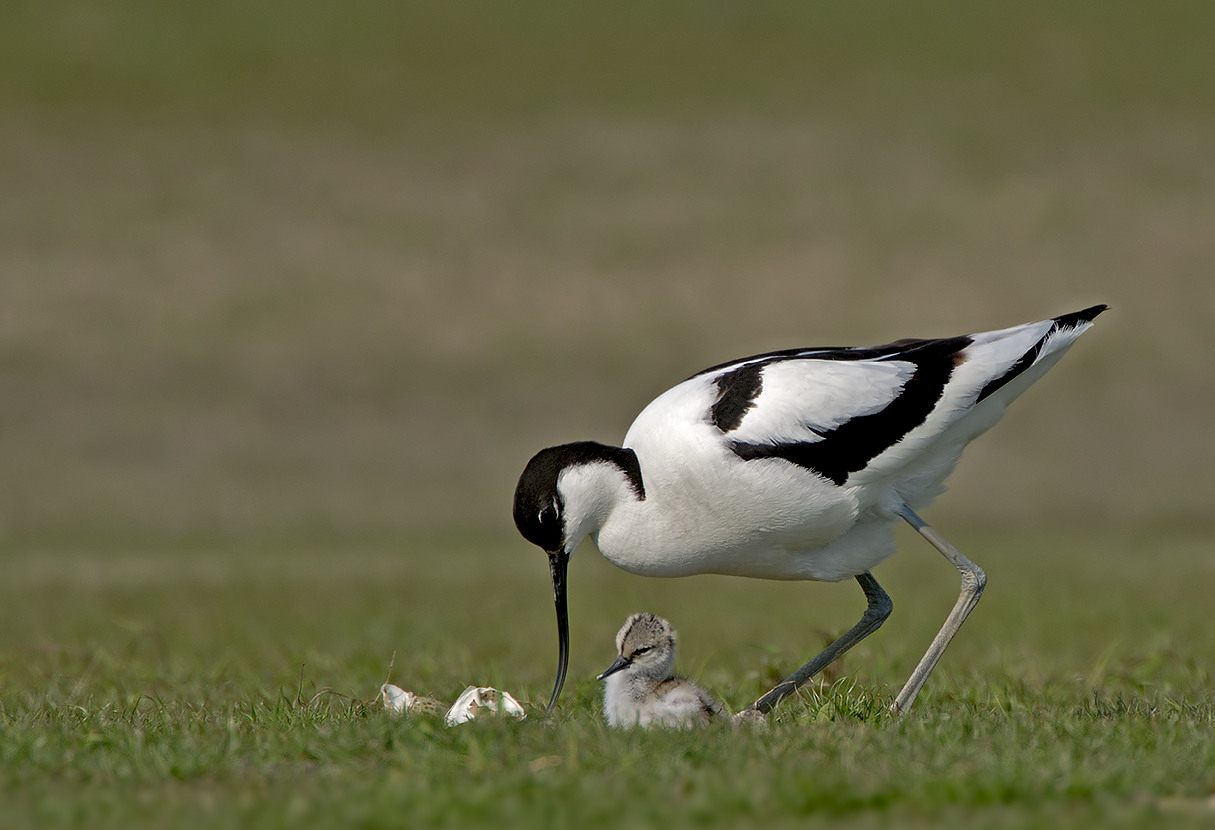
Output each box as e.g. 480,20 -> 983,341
601,613 -> 725,728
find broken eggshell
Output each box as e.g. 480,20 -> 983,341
380,684 -> 445,715
443,685 -> 527,726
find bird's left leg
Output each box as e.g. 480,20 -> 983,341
892,504 -> 987,715
740,571 -> 892,717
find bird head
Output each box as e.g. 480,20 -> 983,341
513,441 -> 646,713
597,612 -> 678,682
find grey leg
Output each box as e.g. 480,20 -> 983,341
742,571 -> 893,716
892,504 -> 987,715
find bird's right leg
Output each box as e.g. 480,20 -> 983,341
740,571 -> 893,717
890,504 -> 987,714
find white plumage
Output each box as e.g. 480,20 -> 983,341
515,306 -> 1106,716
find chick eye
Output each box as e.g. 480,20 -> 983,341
632,646 -> 652,656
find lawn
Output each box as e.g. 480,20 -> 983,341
2,528 -> 1213,827
1,1 -> 1213,827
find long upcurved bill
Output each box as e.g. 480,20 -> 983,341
546,551 -> 570,714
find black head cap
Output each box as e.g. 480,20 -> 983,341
513,441 -> 645,554
513,446 -> 569,553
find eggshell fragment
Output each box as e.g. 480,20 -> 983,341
443,685 -> 527,726
380,684 -> 445,715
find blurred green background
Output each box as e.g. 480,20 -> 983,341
3,5 -> 1213,824
2,0 -> 1213,696
2,9 -> 1214,825
3,0 -> 1211,552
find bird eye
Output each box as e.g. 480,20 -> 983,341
632,646 -> 652,656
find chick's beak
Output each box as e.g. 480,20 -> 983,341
597,655 -> 630,681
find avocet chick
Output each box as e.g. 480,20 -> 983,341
598,612 -> 725,728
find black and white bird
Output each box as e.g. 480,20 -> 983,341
598,612 -> 725,728
514,305 -> 1106,717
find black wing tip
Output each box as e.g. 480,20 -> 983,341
1055,304 -> 1108,329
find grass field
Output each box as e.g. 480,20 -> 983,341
2,1 -> 1214,827
3,529 -> 1214,827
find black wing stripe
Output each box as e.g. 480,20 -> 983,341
691,338 -> 939,383
706,338 -> 947,433
710,362 -> 765,432
726,336 -> 971,486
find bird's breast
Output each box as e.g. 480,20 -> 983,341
593,453 -> 864,580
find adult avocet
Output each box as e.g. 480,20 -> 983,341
513,305 -> 1106,717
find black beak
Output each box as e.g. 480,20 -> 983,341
546,550 -> 570,714
597,655 -> 630,681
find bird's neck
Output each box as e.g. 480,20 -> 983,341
606,671 -> 660,704
559,458 -> 645,551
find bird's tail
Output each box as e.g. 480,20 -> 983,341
966,304 -> 1107,409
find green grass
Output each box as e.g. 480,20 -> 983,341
4,686 -> 1211,828
3,529 -> 1214,827
2,0 -> 1214,826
